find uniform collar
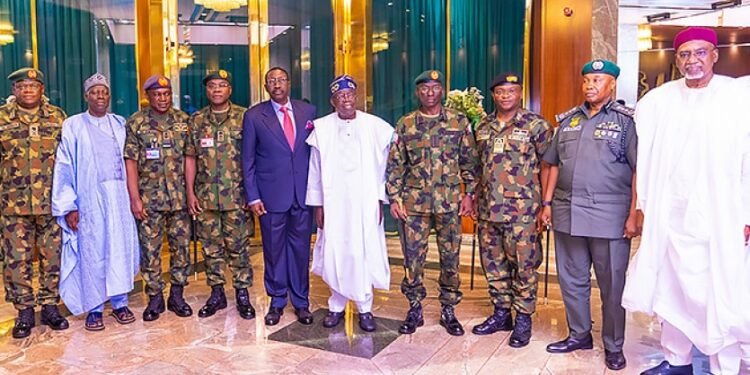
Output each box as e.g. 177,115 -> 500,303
580,99 -> 614,118
7,100 -> 54,119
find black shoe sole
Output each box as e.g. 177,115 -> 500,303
605,362 -> 626,371
40,317 -> 69,330
167,304 -> 193,318
198,303 -> 228,318
508,338 -> 531,348
12,328 -> 33,339
472,325 -> 513,335
398,318 -> 424,334
546,343 -> 594,354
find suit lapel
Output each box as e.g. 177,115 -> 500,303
291,100 -> 309,150
262,101 -> 292,152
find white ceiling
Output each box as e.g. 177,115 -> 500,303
619,0 -> 750,25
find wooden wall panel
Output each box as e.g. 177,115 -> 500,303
531,0 -> 592,123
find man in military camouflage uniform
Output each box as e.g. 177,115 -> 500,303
185,70 -> 255,320
124,74 -> 193,321
0,68 -> 69,338
386,70 -> 479,336
471,73 -> 553,348
541,60 -> 637,371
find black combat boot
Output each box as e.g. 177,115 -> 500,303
198,285 -> 227,318
439,304 -> 465,336
398,302 -> 424,334
143,293 -> 165,321
235,288 -> 256,320
12,307 -> 35,339
472,307 -> 513,335
167,285 -> 193,317
40,304 -> 69,331
508,312 -> 533,348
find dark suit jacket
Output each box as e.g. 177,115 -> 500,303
242,99 -> 317,213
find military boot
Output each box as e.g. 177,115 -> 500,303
40,304 -> 69,331
439,304 -> 465,336
398,302 -> 424,334
198,285 -> 227,318
508,312 -> 533,348
12,307 -> 35,339
167,284 -> 193,317
472,307 -> 513,335
235,288 -> 256,320
143,293 -> 165,321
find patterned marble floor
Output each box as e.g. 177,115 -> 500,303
0,242 -> 711,375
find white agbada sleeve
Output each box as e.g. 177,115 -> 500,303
52,120 -> 79,219
305,139 -> 323,207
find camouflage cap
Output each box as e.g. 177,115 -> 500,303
8,68 -> 44,84
202,69 -> 232,86
143,74 -> 171,91
414,70 -> 443,86
489,72 -> 522,91
581,59 -> 620,78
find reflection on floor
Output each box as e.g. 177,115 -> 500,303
0,249 -> 712,374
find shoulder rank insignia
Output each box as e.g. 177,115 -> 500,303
555,106 -> 581,123
610,102 -> 635,117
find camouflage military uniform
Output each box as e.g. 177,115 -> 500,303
186,103 -> 253,289
386,108 -> 479,306
0,99 -> 66,309
124,107 -> 191,296
474,109 -> 553,314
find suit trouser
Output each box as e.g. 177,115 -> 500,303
554,231 -> 630,352
259,204 -> 312,309
661,320 -> 748,375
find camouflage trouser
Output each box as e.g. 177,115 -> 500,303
197,208 -> 254,289
1,214 -> 61,309
138,210 -> 190,296
478,218 -> 542,314
400,212 -> 462,306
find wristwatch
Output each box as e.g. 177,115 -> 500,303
542,200 -> 552,207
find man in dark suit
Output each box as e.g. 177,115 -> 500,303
242,67 -> 316,326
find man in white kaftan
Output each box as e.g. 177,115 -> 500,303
306,75 -> 394,332
622,27 -> 750,375
52,74 -> 139,331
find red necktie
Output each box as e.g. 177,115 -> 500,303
280,106 -> 295,150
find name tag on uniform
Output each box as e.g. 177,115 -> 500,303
492,137 -> 505,153
509,128 -> 530,142
476,129 -> 490,141
200,138 -> 215,148
146,148 -> 160,160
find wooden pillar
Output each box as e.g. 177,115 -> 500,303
248,0 -> 269,106
332,0 -> 372,110
135,0 -> 167,107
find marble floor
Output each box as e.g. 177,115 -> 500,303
0,239 -> 713,375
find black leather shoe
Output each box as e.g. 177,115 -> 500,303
509,312 -> 532,348
295,307 -> 313,325
472,307 -> 513,335
40,304 -> 69,330
265,307 -> 283,325
359,312 -> 376,332
167,285 -> 193,317
439,305 -> 465,336
143,293 -> 165,321
640,360 -> 693,375
323,310 -> 344,328
398,302 -> 424,334
12,307 -> 35,339
235,288 -> 256,320
546,333 -> 594,353
605,350 -> 627,371
198,286 -> 227,318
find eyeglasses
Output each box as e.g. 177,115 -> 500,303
266,78 -> 289,85
417,85 -> 442,94
493,88 -> 520,96
15,83 -> 42,91
676,48 -> 714,60
334,91 -> 356,100
207,83 -> 230,90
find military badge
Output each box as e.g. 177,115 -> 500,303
158,77 -> 169,87
506,75 -> 518,83
28,70 -> 37,79
430,71 -> 439,80
592,60 -> 604,71
173,123 -> 188,132
218,70 -> 228,79
569,116 -> 581,128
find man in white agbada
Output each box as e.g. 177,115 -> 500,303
622,27 -> 750,375
52,73 -> 139,331
306,75 -> 393,332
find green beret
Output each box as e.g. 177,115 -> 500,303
414,70 -> 443,86
8,68 -> 44,84
202,69 -> 232,86
581,59 -> 620,78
